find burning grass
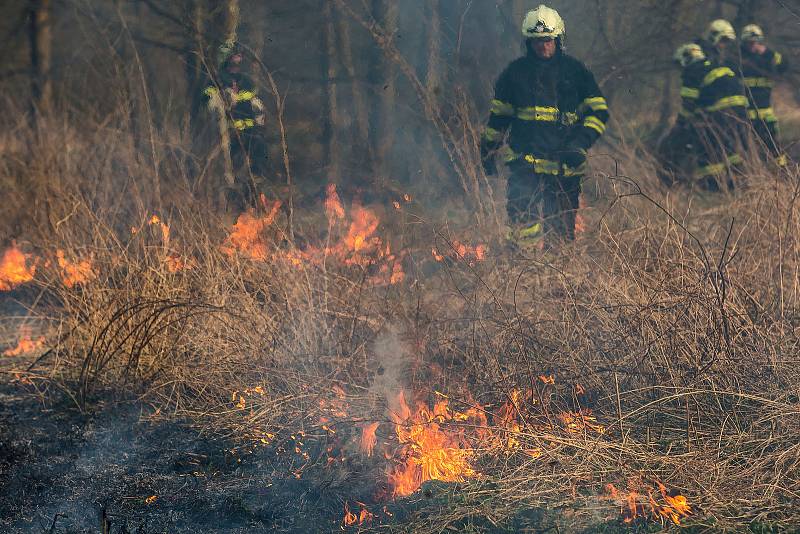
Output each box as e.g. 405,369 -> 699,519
2,116 -> 800,532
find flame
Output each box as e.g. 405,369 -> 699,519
387,391 -> 478,497
606,481 -> 691,526
148,214 -> 171,246
343,502 -> 374,528
344,205 -> 380,255
56,250 -> 96,288
325,183 -> 345,223
360,422 -> 380,457
432,241 -> 488,264
221,200 -> 282,261
4,325 -> 45,356
0,242 -> 36,291
575,194 -> 587,235
219,186 -> 405,285
556,409 -> 605,434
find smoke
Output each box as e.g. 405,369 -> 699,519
369,327 -> 411,417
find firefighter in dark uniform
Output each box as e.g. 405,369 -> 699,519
656,44 -> 709,187
687,21 -> 749,189
481,5 -> 609,247
740,24 -> 789,165
203,42 -> 268,209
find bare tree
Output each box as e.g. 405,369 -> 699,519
322,0 -> 341,182
28,0 -> 52,115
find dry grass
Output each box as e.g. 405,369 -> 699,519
3,106 -> 800,533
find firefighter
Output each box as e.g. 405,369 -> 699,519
686,21 -> 748,189
740,24 -> 789,165
481,5 -> 608,247
203,41 -> 268,210
656,44 -> 708,187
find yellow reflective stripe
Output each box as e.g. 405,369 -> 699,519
679,109 -> 694,118
236,90 -> 256,102
564,112 -> 579,125
583,116 -> 606,135
705,95 -> 747,112
519,223 -> 543,239
777,154 -> 788,167
233,118 -> 256,130
482,127 -> 503,142
744,77 -> 774,88
517,106 -> 560,121
490,99 -> 515,117
523,155 -> 586,176
695,154 -> 741,178
772,52 -> 783,67
500,146 -> 520,162
681,86 -> 700,99
581,97 -> 608,112
203,86 -> 219,97
695,161 -> 727,178
748,107 -> 777,121
702,67 -> 735,87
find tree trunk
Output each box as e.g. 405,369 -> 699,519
322,0 -> 341,182
221,0 -> 239,46
186,0 -> 207,138
28,0 -> 52,116
733,0 -> 761,31
369,0 -> 398,178
335,9 -> 372,170
421,0 -> 446,184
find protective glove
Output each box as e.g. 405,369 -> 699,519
560,147 -> 587,169
482,157 -> 497,176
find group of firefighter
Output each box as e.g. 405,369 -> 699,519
480,5 -> 791,250
202,5 -> 792,249
659,19 -> 789,191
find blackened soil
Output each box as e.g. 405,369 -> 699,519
0,383 -> 351,533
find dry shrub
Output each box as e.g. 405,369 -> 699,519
4,107 -> 800,532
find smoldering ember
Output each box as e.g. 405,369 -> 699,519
1,1 -> 799,533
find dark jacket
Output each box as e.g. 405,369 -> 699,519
203,72 -> 266,133
680,56 -> 747,123
481,48 -> 608,176
740,46 -> 788,121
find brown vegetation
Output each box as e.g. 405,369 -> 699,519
2,1 -> 800,532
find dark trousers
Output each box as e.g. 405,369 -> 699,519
695,114 -> 747,191
228,128 -> 269,210
752,119 -> 781,157
231,128 -> 268,177
657,123 -> 697,187
507,165 -> 582,241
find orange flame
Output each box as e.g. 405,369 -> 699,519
575,194 -> 587,235
556,409 -> 605,434
432,241 -> 488,264
325,183 -> 345,223
4,325 -> 45,356
0,242 -> 36,291
360,422 -> 380,457
606,481 -> 691,526
387,391 -> 478,497
344,205 -> 380,255
56,250 -> 96,288
221,200 -> 282,261
342,502 -> 374,528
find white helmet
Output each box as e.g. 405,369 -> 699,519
522,5 -> 565,39
741,24 -> 765,42
705,19 -> 736,45
674,43 -> 706,67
